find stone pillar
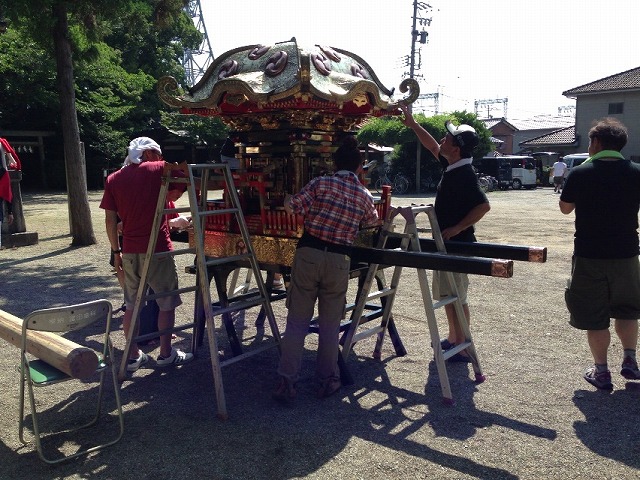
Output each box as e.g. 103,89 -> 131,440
1,170 -> 38,248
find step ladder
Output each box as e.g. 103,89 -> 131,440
117,162 -> 281,419
340,204 -> 485,405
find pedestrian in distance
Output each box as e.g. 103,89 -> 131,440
560,117 -> 640,390
552,158 -> 568,193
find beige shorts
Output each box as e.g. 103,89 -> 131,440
432,270 -> 469,304
122,253 -> 182,311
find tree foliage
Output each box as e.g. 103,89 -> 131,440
0,24 -> 58,130
0,0 -> 201,245
160,111 -> 229,152
0,0 -> 202,179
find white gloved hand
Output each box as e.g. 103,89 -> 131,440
169,216 -> 190,231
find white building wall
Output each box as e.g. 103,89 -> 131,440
575,91 -> 640,160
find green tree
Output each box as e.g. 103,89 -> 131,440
74,42 -> 157,165
0,25 -> 58,131
160,111 -> 229,154
1,0 -> 197,245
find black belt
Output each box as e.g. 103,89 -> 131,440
297,232 -> 352,256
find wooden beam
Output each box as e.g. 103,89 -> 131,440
0,309 -> 99,379
383,237 -> 547,263
350,247 -> 513,278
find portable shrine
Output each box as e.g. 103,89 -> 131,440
158,37 -> 418,265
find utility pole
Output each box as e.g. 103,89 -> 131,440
408,1 -> 432,113
182,0 -> 215,86
408,1 -> 433,192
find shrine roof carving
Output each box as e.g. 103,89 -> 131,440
158,37 -> 418,129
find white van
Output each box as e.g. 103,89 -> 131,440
504,156 -> 537,189
563,153 -> 589,172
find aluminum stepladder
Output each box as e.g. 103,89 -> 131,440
340,204 -> 484,405
117,162 -> 281,419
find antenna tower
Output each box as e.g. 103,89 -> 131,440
183,1 -> 215,86
558,105 -> 576,116
416,92 -> 440,114
474,98 -> 508,119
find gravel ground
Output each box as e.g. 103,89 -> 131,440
0,187 -> 639,480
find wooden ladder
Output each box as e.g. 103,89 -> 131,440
117,162 -> 281,419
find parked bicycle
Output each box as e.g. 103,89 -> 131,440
477,172 -> 498,193
419,173 -> 440,193
374,164 -> 410,195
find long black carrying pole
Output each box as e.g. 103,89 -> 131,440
382,237 -> 547,263
350,246 -> 513,278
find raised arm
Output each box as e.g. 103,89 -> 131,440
399,104 -> 441,159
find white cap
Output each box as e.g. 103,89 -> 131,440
445,121 -> 479,149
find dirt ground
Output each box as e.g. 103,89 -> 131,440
0,186 -> 639,480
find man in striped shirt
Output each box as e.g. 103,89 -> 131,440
273,135 -> 379,404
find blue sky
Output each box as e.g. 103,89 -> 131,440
200,0 -> 639,119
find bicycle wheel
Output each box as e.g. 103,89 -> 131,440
478,177 -> 489,193
374,178 -> 384,194
393,175 -> 409,195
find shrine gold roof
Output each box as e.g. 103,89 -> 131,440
158,37 -> 418,124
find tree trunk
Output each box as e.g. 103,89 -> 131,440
52,2 -> 96,246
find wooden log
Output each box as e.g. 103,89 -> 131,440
0,309 -> 99,380
350,247 -> 513,278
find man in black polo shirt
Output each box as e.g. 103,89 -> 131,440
400,105 -> 490,361
560,117 -> 640,390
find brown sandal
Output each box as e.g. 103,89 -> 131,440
317,377 -> 341,399
272,377 -> 296,405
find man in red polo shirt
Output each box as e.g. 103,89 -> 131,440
100,137 -> 193,372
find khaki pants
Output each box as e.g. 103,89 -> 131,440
277,247 -> 350,383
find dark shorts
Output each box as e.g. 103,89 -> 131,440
565,256 -> 640,330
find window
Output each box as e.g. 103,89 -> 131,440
608,102 -> 624,114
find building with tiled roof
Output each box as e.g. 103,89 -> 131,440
480,118 -> 516,153
509,116 -> 575,153
519,126 -> 578,155
563,67 -> 640,96
563,66 -> 640,161
482,116 -> 573,154
506,116 -> 575,131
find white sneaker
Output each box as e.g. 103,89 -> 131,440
156,348 -> 194,367
127,352 -> 149,372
